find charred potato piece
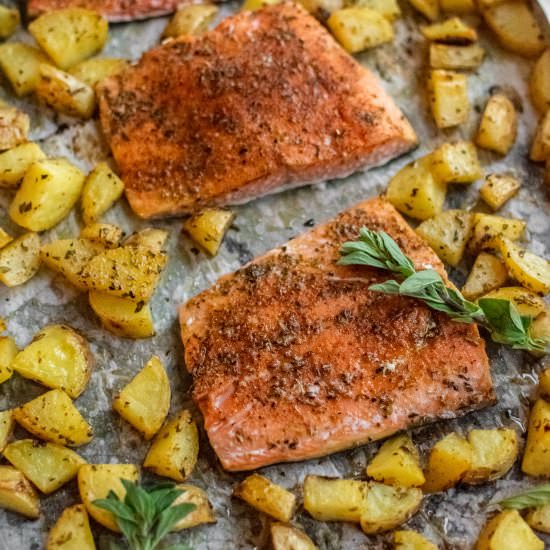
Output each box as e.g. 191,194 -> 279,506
522,399 -> 550,477
429,141 -> 482,184
394,530 -> 438,549
429,43 -> 485,70
0,143 -> 46,188
0,410 -> 14,453
468,213 -> 525,253
0,233 -> 41,287
0,5 -> 19,38
171,484 -> 216,530
0,336 -> 17,385
479,286 -> 545,318
69,57 -> 128,88
420,17 -> 477,44
271,523 -> 317,550
526,504 -> 550,535
0,466 -> 39,519
81,162 -> 125,224
531,50 -> 550,114
234,473 -> 297,522
530,110 -> 550,162
480,174 -> 521,211
476,510 -> 543,550
408,0 -> 439,21
476,94 -> 517,155
0,106 -> 29,151
183,209 -> 234,256
0,43 -> 50,96
428,70 -> 470,128
80,223 -> 124,249
47,504 -> 96,550
162,4 -> 218,38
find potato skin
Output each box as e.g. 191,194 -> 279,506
270,523 -> 317,550
476,94 -> 517,155
530,50 -> 550,114
0,233 -> 41,288
522,399 -> 550,477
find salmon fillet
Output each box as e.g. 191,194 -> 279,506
179,197 -> 494,472
98,3 -> 417,219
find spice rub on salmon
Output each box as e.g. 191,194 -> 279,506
97,3 -> 417,219
179,198 -> 494,472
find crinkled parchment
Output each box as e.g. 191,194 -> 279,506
0,2 -> 550,548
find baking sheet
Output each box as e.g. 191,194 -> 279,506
1,1 -> 550,548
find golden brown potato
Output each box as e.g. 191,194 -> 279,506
479,286 -> 545,318
420,17 -> 477,43
0,5 -> 19,39
440,0 -> 476,14
428,70 -> 470,128
394,530 -> 438,549
14,389 -> 93,447
11,325 -> 93,398
303,476 -> 368,522
476,510 -> 543,550
366,435 -> 426,487
162,4 -> 218,38
69,57 -> 128,88
29,8 -> 109,70
531,50 -> 550,114
0,336 -> 17,385
476,94 -> 517,155
429,43 -> 485,70
429,141 -> 482,184
522,399 -> 550,477
171,485 -> 216,530
480,174 -> 521,211
123,228 -> 169,253
349,0 -> 401,20
0,466 -> 40,519
10,159 -> 86,231
81,162 -> 125,224
4,439 -> 86,494
80,223 -> 124,249
234,473 -> 297,522
0,228 -> 12,249
183,209 -> 234,256
530,110 -> 550,162
271,523 -> 317,550
327,7 -> 394,53
0,143 -> 46,188
0,106 -> 29,151
47,504 -> 96,550
462,252 -> 508,300
0,233 -> 41,288
78,463 -> 139,532
468,213 -> 525,253
539,367 -> 550,399
144,409 -> 199,482
113,356 -> 170,439
0,410 -> 14,453
0,43 -> 51,96
526,504 -> 550,535
408,0 -> 439,21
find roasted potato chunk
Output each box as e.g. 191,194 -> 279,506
429,43 -> 485,70
81,162 -> 125,224
497,237 -> 550,295
78,463 -> 139,532
14,389 -> 93,447
144,409 -> 199,481
476,510 -> 543,550
29,8 -> 108,70
530,110 -> 550,162
522,399 -> 550,477
428,70 -> 470,128
47,504 -> 96,550
0,466 -> 39,519
10,159 -> 85,231
350,0 -> 401,20
171,485 -> 216,530
183,209 -> 234,256
113,356 -> 170,438
0,143 -> 46,188
359,482 -> 422,534
539,368 -> 550,399
4,439 -> 86,494
408,0 -> 439,21
429,141 -> 482,184
468,213 -> 525,253
483,2 -> 545,58
423,432 -> 473,493
479,287 -> 545,318
440,0 -> 476,14
476,94 -> 517,155
0,43 -> 50,96
0,5 -> 19,38
123,228 -> 169,253
11,325 -> 92,398
80,223 -> 124,249
327,7 -> 394,53
416,210 -> 474,266
395,530 -> 438,549
271,523 -> 317,550
526,504 -> 550,535
386,157 -> 447,221
366,435 -> 425,487
0,233 -> 41,287
303,475 -> 367,522
163,4 -> 218,38
531,50 -> 550,114
480,174 -> 521,211
69,57 -> 128,88
234,474 -> 296,522
89,291 -> 154,339
0,106 -> 29,151
0,410 -> 14,453
0,228 -> 12,249
0,336 -> 17,385
421,17 -> 477,44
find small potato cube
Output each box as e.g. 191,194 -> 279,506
0,410 -> 14,453
123,228 -> 169,253
47,504 -> 96,550
420,17 -> 478,44
29,8 -> 108,70
78,463 -> 139,532
0,5 -> 20,39
526,504 -> 550,535
0,466 -> 39,519
241,0 -> 282,10
162,5 -> 218,38
440,0 -> 476,14
480,174 -> 521,211
0,43 -> 51,96
408,0 -> 439,21
0,228 -> 12,249
386,157 -> 447,221
498,237 -> 550,295
0,336 -> 17,385
234,473 -> 296,522
479,286 -> 545,318
183,208 -> 234,256
423,432 -> 473,493
359,482 -> 422,534
271,523 -> 317,550
395,530 -> 438,549
80,223 -> 124,249
366,435 -> 425,487
327,7 -> 394,53
416,209 -> 474,266
0,143 -> 46,188
144,409 -> 199,481
303,475 -> 368,522
14,389 -> 93,447
476,510 -> 543,550
171,485 -> 216,530
522,399 -> 550,476
531,50 -> 550,114
10,159 -> 86,232
0,107 -> 29,151
69,57 -> 128,88
81,162 -> 125,224
476,94 -> 517,155
351,0 -> 401,20
428,70 -> 470,129
429,141 -> 482,184
89,291 -> 155,339
0,233 -> 41,287
113,356 -> 170,439
429,43 -> 485,70
36,64 -> 96,119
11,325 -> 93,398
462,428 -> 518,484
468,213 -> 525,253
483,2 -> 545,58
530,110 -> 550,162
4,439 -> 86,494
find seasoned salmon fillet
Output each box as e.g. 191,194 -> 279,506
98,3 -> 417,219
179,198 -> 494,471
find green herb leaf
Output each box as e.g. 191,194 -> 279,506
498,484 -> 550,510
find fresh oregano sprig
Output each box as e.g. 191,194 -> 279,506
94,480 -> 195,550
338,228 -> 547,353
497,484 -> 550,510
